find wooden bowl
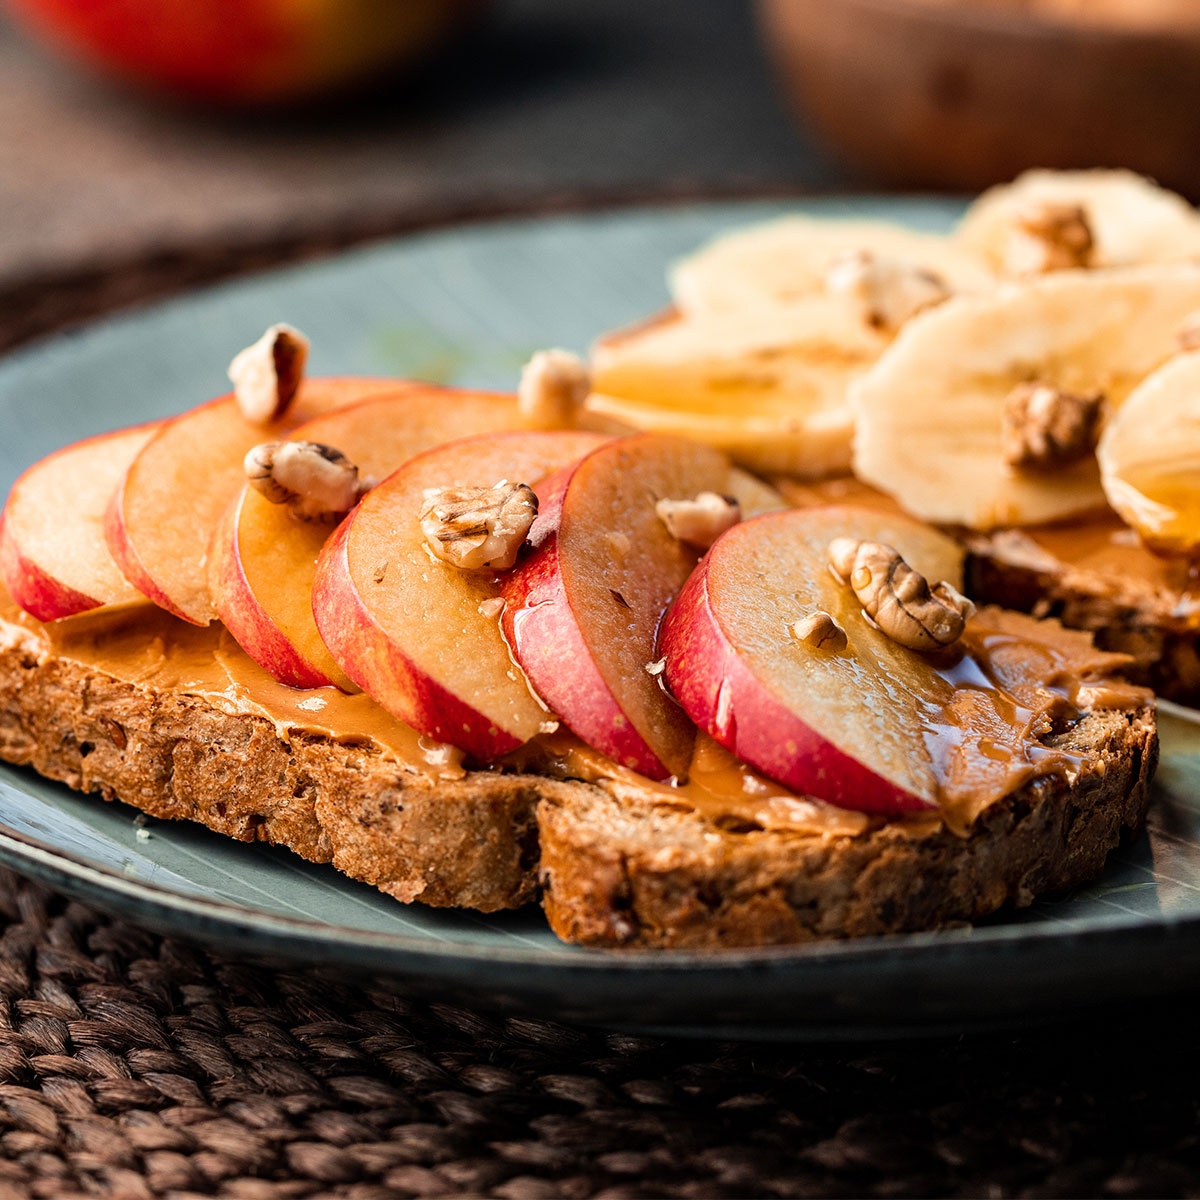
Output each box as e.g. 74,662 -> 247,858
757,0 -> 1200,197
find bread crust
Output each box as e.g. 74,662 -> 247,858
0,636 -> 549,912
538,707 -> 1157,948
0,621 -> 1158,946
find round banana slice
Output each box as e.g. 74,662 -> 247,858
852,265 -> 1200,530
957,169 -> 1200,275
590,301 -> 889,480
1098,349 -> 1200,557
670,215 -> 994,318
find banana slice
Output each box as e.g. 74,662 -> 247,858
957,169 -> 1200,275
1098,348 -> 1200,557
590,301 -> 889,479
852,265 -> 1200,530
586,392 -> 853,478
671,215 -> 993,317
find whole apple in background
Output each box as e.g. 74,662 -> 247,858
0,0 -> 487,105
209,385 -> 526,691
0,421 -> 159,621
312,429 -> 607,760
660,504 -> 968,815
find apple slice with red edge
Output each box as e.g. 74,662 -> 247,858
312,429 -> 607,758
0,421 -> 160,621
499,433 -> 771,781
209,385 -> 528,690
106,376 -> 402,625
660,504 -> 968,814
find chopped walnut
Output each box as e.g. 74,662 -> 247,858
244,440 -> 362,522
1002,201 -> 1094,275
420,482 -> 538,571
1179,311 -> 1200,352
518,348 -> 591,429
228,324 -> 309,424
1001,382 -> 1103,472
824,250 -> 952,330
828,538 -> 975,652
791,611 -> 847,652
477,596 -> 506,619
656,492 -> 741,549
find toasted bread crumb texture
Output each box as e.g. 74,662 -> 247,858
538,706 -> 1156,948
0,639 -> 547,913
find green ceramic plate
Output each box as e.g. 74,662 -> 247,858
1,198 -> 1198,1040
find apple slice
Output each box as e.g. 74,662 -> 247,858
209,386 -> 527,690
499,434 -> 748,781
106,376 -> 402,625
0,422 -> 160,621
661,505 -> 969,814
313,429 -> 607,758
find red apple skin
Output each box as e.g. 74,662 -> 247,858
1,0 -> 487,105
1,420 -> 159,621
312,515 -> 521,761
499,467 -> 676,781
102,472 -> 193,623
208,488 -> 341,691
660,547 -> 934,815
0,509 -> 97,620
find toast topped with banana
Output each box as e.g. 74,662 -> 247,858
1,169 -> 1186,949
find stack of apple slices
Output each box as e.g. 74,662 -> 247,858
2,321 -> 1125,828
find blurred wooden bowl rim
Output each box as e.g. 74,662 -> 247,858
757,0 -> 1200,197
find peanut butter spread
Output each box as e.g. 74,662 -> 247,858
0,587 -> 1147,840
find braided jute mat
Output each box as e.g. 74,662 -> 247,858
0,862 -> 1195,1200
1,229 -> 1199,1200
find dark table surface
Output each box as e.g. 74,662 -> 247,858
0,5 -> 1195,1197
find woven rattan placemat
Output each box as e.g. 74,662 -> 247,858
0,240 -> 1196,1200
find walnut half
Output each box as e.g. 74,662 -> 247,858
244,440 -> 362,522
1001,381 -> 1103,473
420,482 -> 538,571
828,538 -> 975,652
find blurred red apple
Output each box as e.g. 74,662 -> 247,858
1,0 -> 486,105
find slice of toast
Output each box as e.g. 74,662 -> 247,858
0,591 -> 1157,947
965,514 -> 1200,704
538,705 -> 1155,948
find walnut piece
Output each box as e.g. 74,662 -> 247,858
1002,201 -> 1094,275
791,611 -> 847,652
824,250 -> 952,330
420,482 -> 538,571
1001,382 -> 1103,472
228,324 -> 310,424
828,538 -> 975,652
656,492 -> 741,549
1178,310 -> 1200,352
518,348 -> 591,429
244,440 -> 362,522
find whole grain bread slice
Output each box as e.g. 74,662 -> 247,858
538,706 -> 1156,948
965,524 -> 1200,704
0,623 -> 563,912
0,603 -> 1158,947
